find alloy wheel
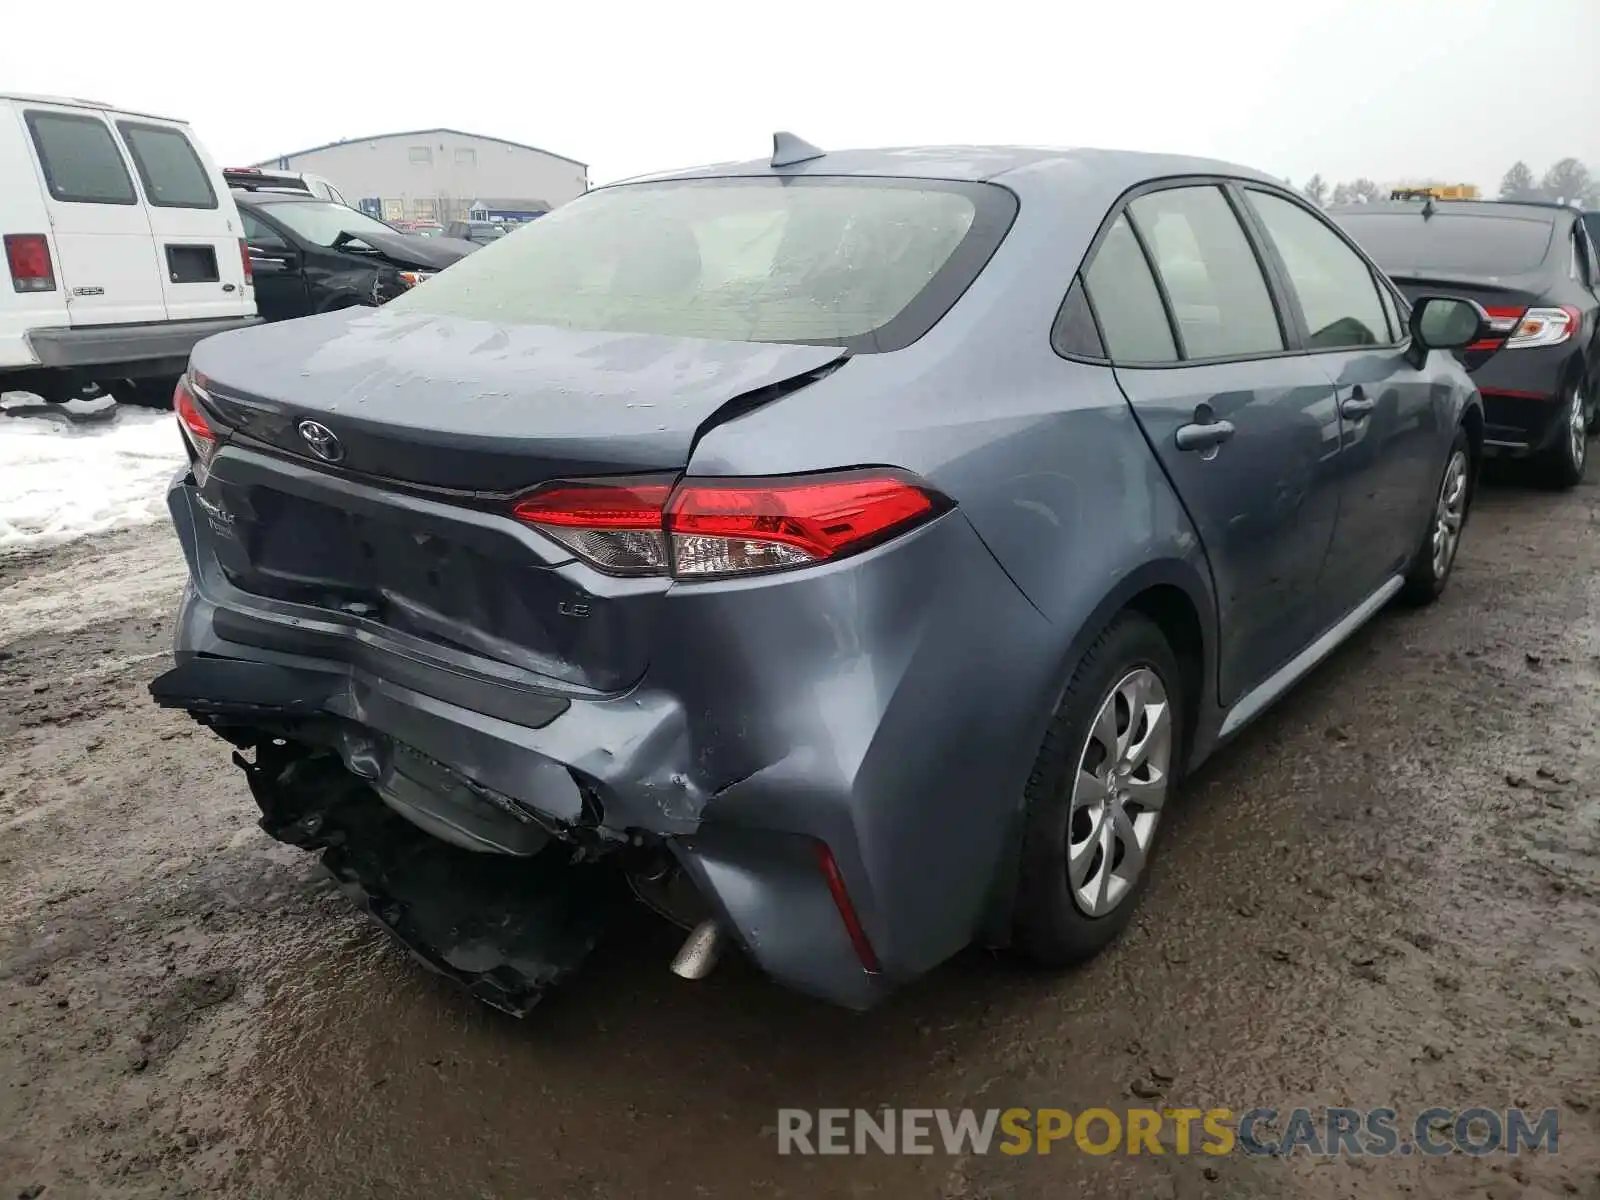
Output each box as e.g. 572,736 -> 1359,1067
1432,449 -> 1469,580
1067,667 -> 1172,917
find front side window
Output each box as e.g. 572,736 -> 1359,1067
1128,185 -> 1284,359
1247,190 -> 1390,350
1082,214 -> 1177,363
386,177 -> 1016,352
241,211 -> 289,250
117,122 -> 217,209
25,111 -> 136,205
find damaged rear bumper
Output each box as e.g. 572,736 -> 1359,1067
156,467 -> 1059,1011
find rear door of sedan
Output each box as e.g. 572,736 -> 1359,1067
1236,187 -> 1445,625
1074,180 -> 1345,708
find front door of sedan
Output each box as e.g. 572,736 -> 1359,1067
1239,187 -> 1446,625
1084,184 -> 1344,706
240,210 -> 309,323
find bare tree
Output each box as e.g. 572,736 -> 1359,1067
1540,158 -> 1595,205
1302,174 -> 1329,208
1346,178 -> 1383,204
1498,161 -> 1539,200
1330,182 -> 1352,206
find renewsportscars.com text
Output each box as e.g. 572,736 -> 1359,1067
776,1106 -> 1560,1157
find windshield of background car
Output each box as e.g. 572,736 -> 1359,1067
1332,211 -> 1555,275
258,200 -> 404,248
384,177 -> 1017,351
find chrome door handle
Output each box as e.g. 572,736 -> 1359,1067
1175,420 -> 1236,452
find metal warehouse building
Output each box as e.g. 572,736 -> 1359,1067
254,129 -> 588,225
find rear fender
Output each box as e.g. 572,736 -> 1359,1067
975,554 -> 1220,945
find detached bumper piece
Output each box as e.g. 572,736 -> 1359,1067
238,740 -> 621,1016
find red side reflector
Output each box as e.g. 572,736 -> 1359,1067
239,238 -> 253,284
815,842 -> 881,974
4,234 -> 55,293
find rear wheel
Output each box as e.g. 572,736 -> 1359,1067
112,376 -> 180,409
1399,427 -> 1472,606
1013,613 -> 1181,966
1541,383 -> 1588,490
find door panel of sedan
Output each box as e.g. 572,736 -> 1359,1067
1081,183 -> 1345,706
1239,187 -> 1446,626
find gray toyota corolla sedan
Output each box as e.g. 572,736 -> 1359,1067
150,136 -> 1488,1013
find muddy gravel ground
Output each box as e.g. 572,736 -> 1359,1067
2,465 -> 1598,1200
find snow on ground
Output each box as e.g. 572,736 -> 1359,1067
0,396 -> 185,550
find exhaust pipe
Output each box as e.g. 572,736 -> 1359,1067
670,920 -> 723,980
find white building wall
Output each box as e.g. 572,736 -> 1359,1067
261,131 -> 588,221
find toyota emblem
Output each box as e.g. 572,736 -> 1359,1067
297,420 -> 344,463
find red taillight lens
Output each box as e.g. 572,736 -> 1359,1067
4,234 -> 55,293
239,238 -> 253,284
511,480 -> 674,575
1504,305 -> 1580,350
815,841 -> 881,974
511,470 -> 945,579
173,375 -> 219,482
666,472 -> 938,577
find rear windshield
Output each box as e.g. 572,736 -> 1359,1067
385,177 -> 1017,351
1332,211 -> 1555,275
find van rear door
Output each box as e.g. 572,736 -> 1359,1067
17,102 -> 166,328
114,119 -> 255,323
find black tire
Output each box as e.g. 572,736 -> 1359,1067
1013,612 -> 1183,967
112,376 -> 180,409
1540,382 -> 1588,490
1399,426 -> 1473,607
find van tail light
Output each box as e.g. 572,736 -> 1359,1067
4,234 -> 55,293
510,469 -> 947,579
239,238 -> 253,284
173,374 -> 219,483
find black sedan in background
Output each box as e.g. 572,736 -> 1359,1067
237,192 -> 477,323
1331,199 -> 1600,487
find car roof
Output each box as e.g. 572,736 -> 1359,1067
231,188 -> 323,205
0,91 -> 188,124
1328,199 -> 1568,223
608,144 -> 1285,193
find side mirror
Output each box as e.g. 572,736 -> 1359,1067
1406,295 -> 1487,366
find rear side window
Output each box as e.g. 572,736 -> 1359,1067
387,177 -> 1017,353
1129,186 -> 1284,359
117,123 -> 217,209
1246,190 -> 1390,350
24,111 -> 136,205
1082,215 -> 1177,363
1052,276 -> 1105,358
1333,211 -> 1555,275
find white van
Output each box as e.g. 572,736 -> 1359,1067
0,94 -> 259,404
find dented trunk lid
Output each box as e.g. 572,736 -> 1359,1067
190,309 -> 847,489
185,310 -> 846,694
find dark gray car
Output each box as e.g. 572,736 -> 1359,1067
150,139 -> 1488,1013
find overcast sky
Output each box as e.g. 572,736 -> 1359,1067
4,0 -> 1596,190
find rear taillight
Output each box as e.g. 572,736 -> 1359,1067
1472,304 -> 1580,352
239,238 -> 253,285
173,374 -> 219,483
4,234 -> 55,293
1504,305 -> 1580,349
510,469 -> 946,580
